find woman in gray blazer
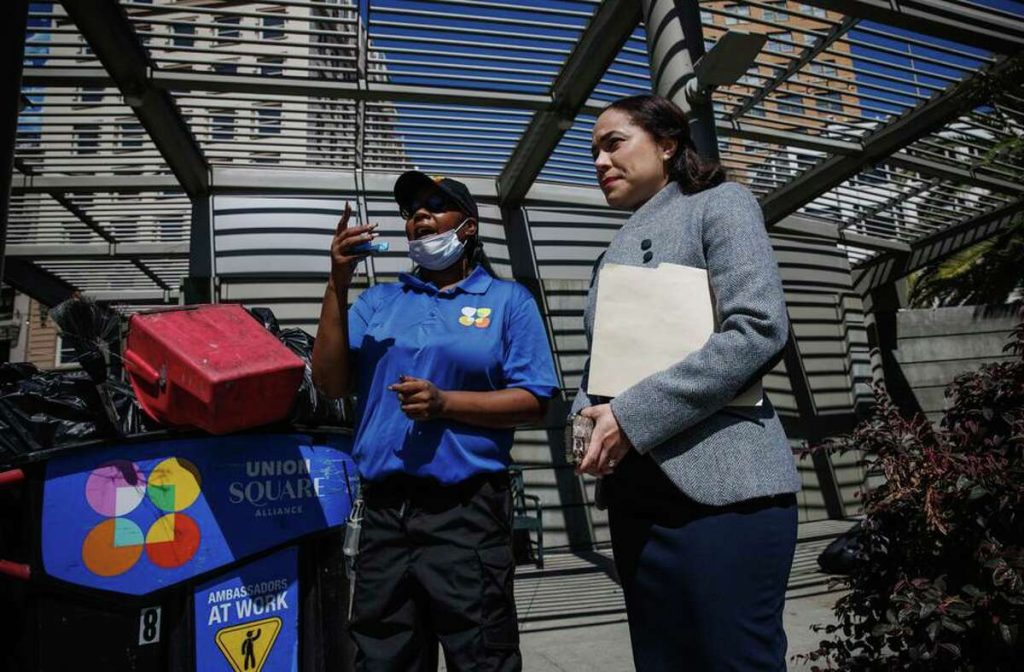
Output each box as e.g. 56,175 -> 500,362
572,94 -> 801,671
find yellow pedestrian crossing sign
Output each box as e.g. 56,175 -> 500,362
215,617 -> 281,672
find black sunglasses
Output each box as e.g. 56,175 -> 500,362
400,192 -> 456,220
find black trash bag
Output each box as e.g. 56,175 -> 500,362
0,364 -> 159,457
817,520 -> 865,575
248,306 -> 280,334
247,306 -> 347,426
276,327 -> 347,427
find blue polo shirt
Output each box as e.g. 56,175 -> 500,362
347,265 -> 559,485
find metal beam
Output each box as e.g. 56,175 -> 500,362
132,259 -> 171,291
4,242 -> 188,259
154,71 -> 553,111
888,151 -> 1024,196
2,258 -> 76,307
58,1 -> 209,198
775,213 -> 912,253
12,173 -> 183,194
716,119 -> 862,155
853,196 -> 1024,294
760,52 -> 1024,226
728,16 -> 857,121
797,0 -> 1024,55
51,193 -> 116,244
84,288 -> 178,303
781,324 -> 846,518
496,0 -> 640,206
844,176 -> 941,235
185,196 -> 213,304
840,230 -> 911,254
21,67 -> 556,112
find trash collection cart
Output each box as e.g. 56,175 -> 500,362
0,429 -> 358,672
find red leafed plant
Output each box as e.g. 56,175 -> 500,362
799,314 -> 1024,670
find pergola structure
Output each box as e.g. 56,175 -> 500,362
3,0 -> 1023,543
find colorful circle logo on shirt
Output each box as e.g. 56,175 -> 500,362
81,457 -> 203,577
458,306 -> 492,328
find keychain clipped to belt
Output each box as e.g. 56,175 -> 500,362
342,462 -> 363,619
343,497 -> 364,579
343,496 -> 363,620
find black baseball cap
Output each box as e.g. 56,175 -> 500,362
393,170 -> 479,221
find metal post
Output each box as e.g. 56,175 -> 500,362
500,204 -> 595,549
185,196 -> 214,304
640,0 -> 720,161
1,0 -> 30,286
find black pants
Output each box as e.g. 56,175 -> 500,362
606,452 -> 798,672
348,472 -> 522,672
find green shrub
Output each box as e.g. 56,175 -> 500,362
800,316 -> 1024,670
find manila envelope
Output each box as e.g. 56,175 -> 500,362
587,263 -> 763,406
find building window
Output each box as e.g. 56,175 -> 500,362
763,2 -> 789,22
799,3 -> 828,18
56,335 -> 80,368
700,10 -> 712,23
212,110 -> 234,141
809,62 -> 837,77
216,15 -> 240,43
767,38 -> 795,53
172,22 -> 195,48
255,104 -> 282,136
19,128 -> 42,156
725,5 -> 750,24
262,13 -> 285,40
253,152 -> 280,164
259,56 -> 284,77
213,60 -> 237,75
79,86 -> 104,103
118,120 -> 144,149
776,95 -> 802,115
817,92 -> 844,112
75,124 -> 100,154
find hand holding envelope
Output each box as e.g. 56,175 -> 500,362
586,263 -> 763,406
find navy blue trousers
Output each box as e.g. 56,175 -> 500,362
606,452 -> 797,672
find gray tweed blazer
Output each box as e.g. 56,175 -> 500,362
571,180 -> 801,506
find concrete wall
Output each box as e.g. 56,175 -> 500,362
895,304 -> 1021,425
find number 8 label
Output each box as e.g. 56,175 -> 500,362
139,606 -> 161,645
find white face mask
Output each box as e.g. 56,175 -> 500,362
408,219 -> 470,271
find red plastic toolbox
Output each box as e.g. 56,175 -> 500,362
123,304 -> 305,435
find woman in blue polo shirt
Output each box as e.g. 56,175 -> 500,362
312,171 -> 558,672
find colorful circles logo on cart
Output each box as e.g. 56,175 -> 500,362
147,457 -> 202,512
458,306 -> 492,328
86,460 -> 147,517
81,458 -> 203,577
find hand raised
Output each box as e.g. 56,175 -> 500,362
329,201 -> 378,289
